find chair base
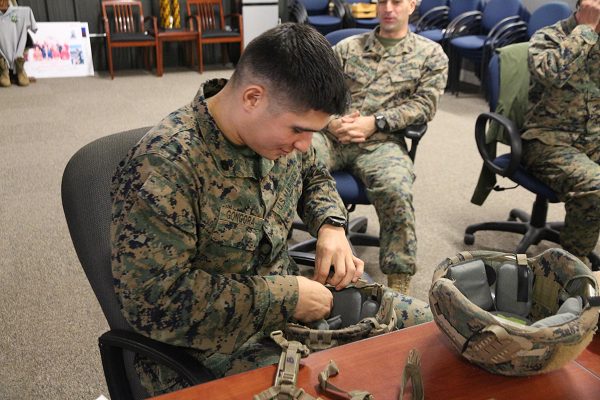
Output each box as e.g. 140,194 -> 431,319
464,206 -> 599,271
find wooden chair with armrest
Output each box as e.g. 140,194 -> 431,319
101,0 -> 159,79
186,0 -> 243,72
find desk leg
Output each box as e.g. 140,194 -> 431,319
197,36 -> 203,73
157,40 -> 164,77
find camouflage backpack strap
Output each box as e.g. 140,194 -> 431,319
399,349 -> 424,400
254,331 -> 320,400
318,360 -> 373,400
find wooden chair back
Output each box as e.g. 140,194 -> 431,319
186,0 -> 227,32
102,0 -> 146,34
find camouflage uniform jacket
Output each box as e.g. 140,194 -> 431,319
522,15 -> 599,145
332,28 -> 448,147
110,79 -> 347,356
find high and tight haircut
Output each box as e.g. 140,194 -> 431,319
230,23 -> 348,116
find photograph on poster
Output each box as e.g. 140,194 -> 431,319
24,21 -> 93,78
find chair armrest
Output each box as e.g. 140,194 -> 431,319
486,20 -> 527,49
103,17 -> 111,40
443,11 -> 482,40
414,6 -> 450,32
144,15 -> 158,36
403,124 -> 427,162
485,15 -> 521,42
289,0 -> 308,24
186,15 -> 197,31
99,329 -> 215,393
343,2 -> 357,27
330,0 -> 346,19
474,112 -> 522,177
223,13 -> 243,32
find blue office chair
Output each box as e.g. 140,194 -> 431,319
447,0 -> 524,94
343,0 -> 379,29
289,28 -> 427,255
417,0 -> 482,44
527,1 -> 572,38
495,1 -> 572,43
409,0 -> 449,32
464,45 -> 599,270
293,0 -> 346,35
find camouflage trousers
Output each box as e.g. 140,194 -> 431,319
522,137 -> 600,257
312,133 -> 416,275
136,289 -> 431,396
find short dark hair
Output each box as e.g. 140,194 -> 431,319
230,23 -> 348,116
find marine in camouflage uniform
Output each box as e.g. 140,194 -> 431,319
312,27 -> 448,281
111,79 -> 432,396
521,11 -> 600,261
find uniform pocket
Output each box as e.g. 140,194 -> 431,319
210,206 -> 264,252
138,173 -> 196,235
390,67 -> 421,98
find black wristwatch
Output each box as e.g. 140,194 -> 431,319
321,215 -> 347,230
374,114 -> 388,132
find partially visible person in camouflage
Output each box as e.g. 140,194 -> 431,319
111,23 -> 433,397
312,0 -> 448,294
521,0 -> 600,268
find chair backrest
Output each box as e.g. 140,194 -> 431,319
187,0 -> 226,31
102,0 -> 145,34
481,0 -> 522,32
299,0 -> 329,14
448,0 -> 482,20
325,28 -> 371,46
527,1 -> 571,38
61,127 -> 149,331
418,0 -> 448,14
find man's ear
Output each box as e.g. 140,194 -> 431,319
409,0 -> 417,15
241,85 -> 266,112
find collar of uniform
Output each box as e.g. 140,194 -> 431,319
364,28 -> 415,56
192,79 -> 275,179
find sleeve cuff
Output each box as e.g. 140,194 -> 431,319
259,275 -> 299,334
574,24 -> 598,45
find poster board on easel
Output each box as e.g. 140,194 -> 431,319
24,21 -> 94,78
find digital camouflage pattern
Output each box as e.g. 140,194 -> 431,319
110,79 -> 347,395
285,280 -> 398,351
312,29 -> 448,275
521,15 -> 600,257
429,248 -> 599,376
111,79 -> 433,396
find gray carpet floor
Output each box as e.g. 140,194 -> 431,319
1,67 -> 596,399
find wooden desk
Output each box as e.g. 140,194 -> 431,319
156,30 -> 201,77
152,322 -> 600,400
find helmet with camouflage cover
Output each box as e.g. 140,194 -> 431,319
429,248 -> 599,376
285,280 -> 398,351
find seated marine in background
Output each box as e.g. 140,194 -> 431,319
312,0 -> 448,293
521,0 -> 600,268
110,23 -> 433,397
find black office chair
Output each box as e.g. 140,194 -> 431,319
464,44 -> 599,270
61,128 -> 215,400
289,28 -> 427,256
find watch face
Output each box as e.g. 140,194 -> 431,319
376,115 -> 386,131
325,216 -> 346,228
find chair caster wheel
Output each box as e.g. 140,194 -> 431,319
464,234 -> 475,245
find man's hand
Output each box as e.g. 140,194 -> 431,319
327,111 -> 377,144
314,224 -> 365,290
293,276 -> 333,322
576,0 -> 600,31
